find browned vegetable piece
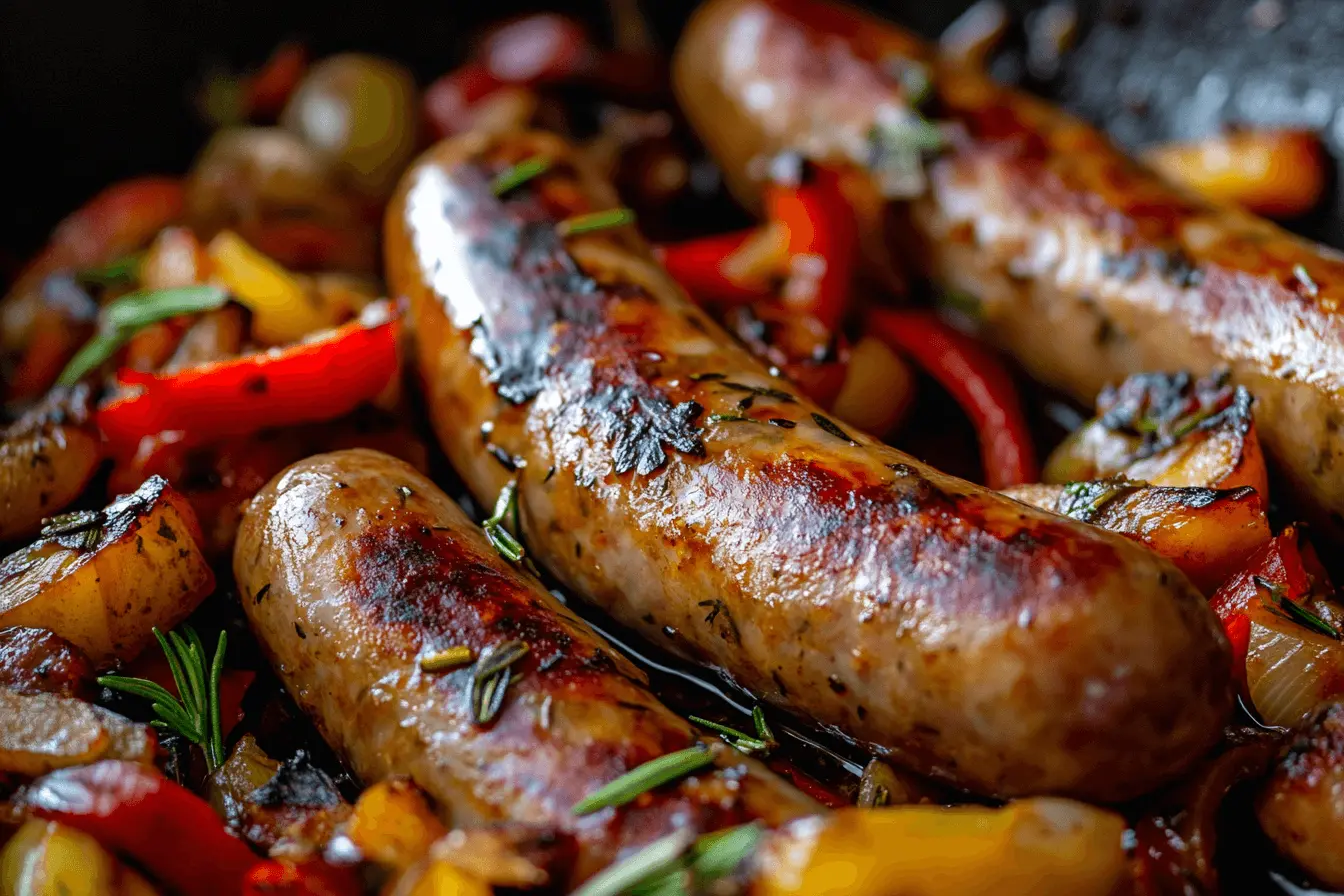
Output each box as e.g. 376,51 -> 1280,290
280,54 -> 419,200
389,827 -> 563,895
1004,481 -> 1270,593
1043,371 -> 1268,496
0,690 -> 154,776
1144,129 -> 1327,219
0,385 -> 102,542
0,476 -> 214,666
0,818 -> 162,896
236,748 -> 350,858
1257,701 -> 1344,890
346,779 -> 447,871
0,627 -> 95,699
208,733 -> 280,837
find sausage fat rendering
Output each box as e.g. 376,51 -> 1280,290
385,129 -> 1232,801
674,0 -> 1344,542
234,449 -> 817,886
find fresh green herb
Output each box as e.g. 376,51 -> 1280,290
420,645 -> 475,672
625,824 -> 764,896
76,254 -> 142,288
811,413 -> 857,445
1058,478 -> 1144,521
706,413 -> 750,423
557,208 -> 637,237
40,510 -> 105,551
573,744 -> 714,816
492,155 -> 553,196
1255,576 -> 1342,640
867,112 -> 945,199
98,625 -> 228,771
689,706 -> 776,755
57,285 -> 230,386
470,640 -> 530,724
572,830 -> 696,896
483,479 -> 527,564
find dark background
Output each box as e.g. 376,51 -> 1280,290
5,0 -> 1344,253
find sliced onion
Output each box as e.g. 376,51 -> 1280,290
1246,615 -> 1344,728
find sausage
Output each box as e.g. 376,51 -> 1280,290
673,0 -> 1344,543
233,448 -> 816,886
384,129 -> 1231,800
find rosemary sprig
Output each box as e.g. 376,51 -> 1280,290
492,155 -> 552,196
57,285 -> 230,386
420,645 -> 475,672
98,625 -> 228,771
557,208 -> 636,237
470,640 -> 530,724
483,479 -> 527,563
39,509 -> 105,552
1255,576 -> 1342,640
573,744 -> 714,816
584,823 -> 764,896
706,413 -> 750,424
689,706 -> 776,755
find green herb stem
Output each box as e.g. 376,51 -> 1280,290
558,208 -> 637,237
573,744 -> 715,816
492,155 -> 553,196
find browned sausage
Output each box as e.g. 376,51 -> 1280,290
384,129 -> 1231,801
233,448 -> 816,887
673,0 -> 1344,542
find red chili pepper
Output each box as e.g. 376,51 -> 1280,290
97,308 -> 400,460
25,760 -> 257,896
654,229 -> 774,306
764,166 -> 858,331
245,43 -> 309,120
243,859 -> 362,896
768,757 -> 850,809
867,308 -> 1038,489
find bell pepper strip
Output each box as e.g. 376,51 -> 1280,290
243,859 -> 362,896
653,229 -> 776,306
1207,526 -> 1321,690
24,760 -> 257,896
207,230 -> 339,345
763,165 -> 859,331
867,308 -> 1037,488
245,42 -> 309,120
96,304 -> 400,461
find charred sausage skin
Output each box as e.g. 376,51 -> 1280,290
674,0 -> 1344,541
234,449 -> 815,886
385,131 -> 1231,801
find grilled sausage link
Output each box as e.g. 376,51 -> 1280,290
234,449 -> 816,885
674,0 -> 1344,542
385,130 -> 1231,801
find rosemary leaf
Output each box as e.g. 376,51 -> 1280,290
558,208 -> 636,237
572,830 -> 695,896
421,645 -> 475,672
573,744 -> 714,816
492,155 -> 552,196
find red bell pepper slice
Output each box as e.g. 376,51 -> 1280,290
654,229 -> 775,306
764,165 -> 858,331
867,308 -> 1037,488
243,859 -> 362,896
1208,525 -> 1322,687
97,306 -> 400,460
25,760 -> 257,896
245,43 -> 309,120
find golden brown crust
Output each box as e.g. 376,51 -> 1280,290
385,130 -> 1232,801
674,0 -> 1344,541
234,449 -> 816,887
1257,702 -> 1344,889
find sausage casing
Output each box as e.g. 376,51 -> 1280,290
233,449 -> 816,886
385,130 -> 1231,801
673,0 -> 1344,541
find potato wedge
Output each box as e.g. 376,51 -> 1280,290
0,476 -> 214,665
0,385 -> 103,542
1044,371 -> 1268,495
0,689 -> 154,777
1257,702 -> 1344,890
1005,481 -> 1270,593
0,818 -> 162,896
347,779 -> 446,871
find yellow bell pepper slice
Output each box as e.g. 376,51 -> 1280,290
207,230 -> 336,344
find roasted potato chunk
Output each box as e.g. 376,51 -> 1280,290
347,779 -> 446,871
0,689 -> 154,777
1257,701 -> 1344,890
1044,371 -> 1268,495
1004,481 -> 1270,593
0,818 -> 161,896
0,386 -> 102,542
0,476 -> 214,665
